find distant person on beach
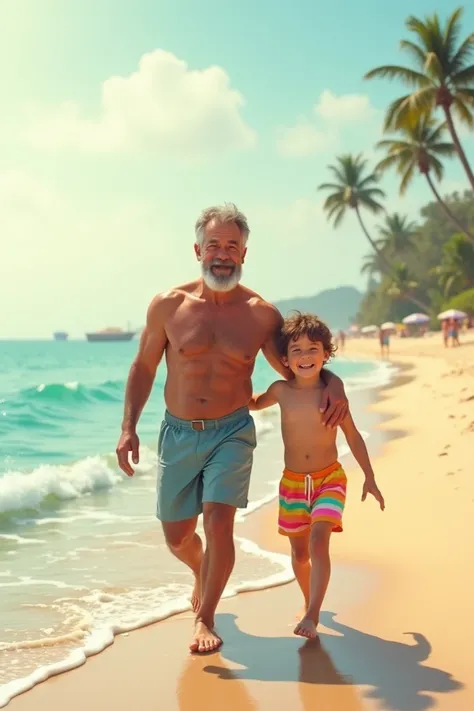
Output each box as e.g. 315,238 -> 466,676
116,204 -> 349,654
448,318 -> 460,347
379,328 -> 390,359
442,318 -> 449,348
250,312 -> 385,640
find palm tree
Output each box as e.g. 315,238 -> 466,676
375,115 -> 474,243
433,232 -> 474,297
365,7 -> 474,191
318,153 -> 388,266
361,251 -> 387,280
376,213 -> 417,254
387,263 -> 430,311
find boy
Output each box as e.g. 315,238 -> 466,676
249,312 -> 385,640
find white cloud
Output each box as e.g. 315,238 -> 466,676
277,122 -> 336,157
26,49 -> 256,159
277,90 -> 380,157
315,90 -> 377,122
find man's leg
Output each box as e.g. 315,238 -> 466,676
294,522 -> 333,640
190,502 -> 236,653
162,517 -> 203,611
289,533 -> 311,609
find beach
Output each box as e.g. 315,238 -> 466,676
5,332 -> 474,710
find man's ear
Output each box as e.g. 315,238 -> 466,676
194,243 -> 201,261
241,246 -> 247,264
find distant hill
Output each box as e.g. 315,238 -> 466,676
274,286 -> 363,329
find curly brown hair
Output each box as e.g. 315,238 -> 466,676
278,311 -> 337,362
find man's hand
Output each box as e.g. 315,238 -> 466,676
116,430 -> 140,477
319,375 -> 348,427
362,478 -> 385,511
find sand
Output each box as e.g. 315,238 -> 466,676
7,332 -> 474,710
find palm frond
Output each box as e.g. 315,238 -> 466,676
384,95 -> 413,131
332,206 -> 346,228
364,64 -> 430,87
430,156 -> 444,182
450,35 -> 474,75
424,51 -> 444,82
375,154 -> 401,174
376,138 -> 412,151
322,193 -> 346,210
317,182 -> 344,192
399,162 -> 416,195
399,39 -> 427,70
430,142 -> 456,157
443,7 -> 464,60
360,196 -> 385,215
427,121 -> 450,143
451,95 -> 474,126
450,63 -> 474,86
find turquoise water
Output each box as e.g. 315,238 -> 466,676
0,339 -> 389,704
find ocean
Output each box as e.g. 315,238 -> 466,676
0,339 -> 393,705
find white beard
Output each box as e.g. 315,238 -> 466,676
201,262 -> 242,292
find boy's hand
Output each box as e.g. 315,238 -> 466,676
362,478 -> 385,510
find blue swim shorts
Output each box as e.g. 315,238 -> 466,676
156,406 -> 256,522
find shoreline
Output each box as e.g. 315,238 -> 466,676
0,356 -> 387,708
5,336 -> 474,709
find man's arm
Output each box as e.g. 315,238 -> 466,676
117,294 -> 169,476
260,304 -> 293,380
319,368 -> 349,428
249,381 -> 282,411
340,412 -> 385,510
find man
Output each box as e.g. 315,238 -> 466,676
116,203 -> 348,653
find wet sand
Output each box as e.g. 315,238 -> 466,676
7,332 -> 474,710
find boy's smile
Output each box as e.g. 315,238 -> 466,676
285,335 -> 328,380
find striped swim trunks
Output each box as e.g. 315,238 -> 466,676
278,462 -> 347,536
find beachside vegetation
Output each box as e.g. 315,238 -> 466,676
319,7 -> 474,327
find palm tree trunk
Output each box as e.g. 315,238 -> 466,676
425,173 -> 474,245
443,105 -> 474,192
354,207 -> 393,271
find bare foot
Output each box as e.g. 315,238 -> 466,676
295,603 -> 309,621
189,620 -> 222,654
294,616 -> 318,640
190,575 -> 201,613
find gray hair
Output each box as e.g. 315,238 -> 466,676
195,203 -> 250,246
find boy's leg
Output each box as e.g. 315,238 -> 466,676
289,533 -> 311,609
294,522 -> 333,640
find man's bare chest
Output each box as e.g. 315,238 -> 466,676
166,303 -> 265,362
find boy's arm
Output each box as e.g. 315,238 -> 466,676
340,411 -> 385,510
249,381 -> 282,411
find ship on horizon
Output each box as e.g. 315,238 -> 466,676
85,327 -> 136,342
53,331 -> 68,341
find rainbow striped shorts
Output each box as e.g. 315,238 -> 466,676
278,462 -> 347,536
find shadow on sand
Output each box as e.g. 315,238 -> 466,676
197,611 -> 463,711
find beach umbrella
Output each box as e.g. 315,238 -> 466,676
402,313 -> 430,325
381,321 -> 396,330
361,325 -> 378,334
437,308 -> 467,321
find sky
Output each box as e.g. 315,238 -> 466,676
1,0 -> 474,338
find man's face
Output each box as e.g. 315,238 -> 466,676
194,219 -> 247,292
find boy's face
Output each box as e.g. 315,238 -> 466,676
283,334 -> 328,379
